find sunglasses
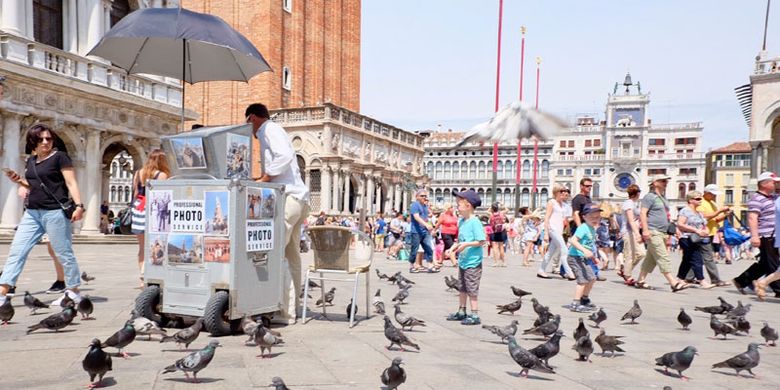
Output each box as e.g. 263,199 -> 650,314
692,197 -> 703,201
38,136 -> 53,142
583,185 -> 593,188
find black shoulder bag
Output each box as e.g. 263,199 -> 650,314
32,155 -> 77,219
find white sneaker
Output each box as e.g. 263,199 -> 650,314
51,290 -> 81,306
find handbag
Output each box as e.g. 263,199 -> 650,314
666,222 -> 678,236
31,156 -> 77,219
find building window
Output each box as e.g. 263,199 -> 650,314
444,162 -> 452,180
283,0 -> 293,12
674,137 -> 697,146
649,138 -> 665,146
688,183 -> 696,192
469,161 -> 476,179
33,0 -> 64,49
111,0 -> 131,27
678,183 -> 686,199
741,190 -> 750,204
592,182 -> 600,198
478,161 -> 486,178
679,168 -> 697,176
648,168 -> 667,175
568,140 -> 575,148
592,168 -> 600,176
434,162 -> 442,179
725,174 -> 734,185
541,160 -> 549,178
585,140 -> 592,147
282,66 -> 292,90
540,188 -> 549,205
559,140 -> 566,147
725,189 -> 734,204
584,169 -> 591,176
593,139 -> 601,147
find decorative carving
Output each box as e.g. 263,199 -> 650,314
364,142 -> 372,160
331,132 -> 340,152
44,94 -> 58,107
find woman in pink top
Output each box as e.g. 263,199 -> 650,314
435,203 -> 459,268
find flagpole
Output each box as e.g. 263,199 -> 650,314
514,26 -> 526,214
531,57 -> 541,209
491,0 -> 504,205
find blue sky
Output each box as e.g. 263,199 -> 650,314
361,1 -> 776,150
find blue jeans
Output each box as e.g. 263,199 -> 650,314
409,232 -> 434,264
0,209 -> 81,290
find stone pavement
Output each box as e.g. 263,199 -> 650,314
0,243 -> 779,389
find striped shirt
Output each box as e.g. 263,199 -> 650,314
748,191 -> 776,238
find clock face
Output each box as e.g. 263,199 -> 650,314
614,173 -> 635,192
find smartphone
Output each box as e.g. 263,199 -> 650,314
1,168 -> 13,174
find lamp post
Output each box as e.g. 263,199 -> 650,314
404,162 -> 416,214
491,0 -> 504,204
531,56 -> 541,209
514,26 -> 526,214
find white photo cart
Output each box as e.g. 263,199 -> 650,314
134,124 -> 286,336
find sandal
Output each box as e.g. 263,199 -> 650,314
635,281 -> 654,290
624,278 -> 636,286
713,281 -> 730,287
409,268 -> 421,274
671,282 -> 689,293
753,280 -> 766,301
536,273 -> 552,279
426,267 -> 440,273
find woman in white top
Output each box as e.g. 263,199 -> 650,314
620,184 -> 645,285
539,184 -> 575,279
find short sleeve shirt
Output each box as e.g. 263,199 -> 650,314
25,151 -> 73,210
376,219 -> 386,234
410,201 -> 429,235
571,194 -> 592,221
457,216 -> 486,269
748,191 -> 776,238
775,197 -> 780,248
678,207 -> 706,238
641,192 -> 670,232
697,200 -> 721,236
569,224 -> 596,257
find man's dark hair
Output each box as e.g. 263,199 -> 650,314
245,103 -> 270,119
518,206 -> 529,215
580,178 -> 593,186
191,124 -> 204,130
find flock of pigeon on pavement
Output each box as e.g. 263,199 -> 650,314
1,266 -> 778,388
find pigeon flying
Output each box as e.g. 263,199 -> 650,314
27,305 -> 76,334
511,286 -> 532,298
505,335 -> 555,378
160,318 -> 204,349
380,357 -> 406,390
455,101 -> 568,148
677,308 -> 692,331
81,271 -> 96,284
483,320 -> 519,343
621,300 -> 642,324
394,304 -> 426,331
594,328 -> 626,357
78,295 -> 94,320
0,295 -> 14,325
655,346 -> 698,381
316,287 -> 336,306
711,343 -> 761,378
760,322 -> 778,346
102,320 -> 137,358
496,299 -> 523,315
383,316 -> 420,352
162,339 -> 221,383
254,325 -> 284,358
82,338 -> 112,389
23,291 -> 49,315
588,307 -> 607,327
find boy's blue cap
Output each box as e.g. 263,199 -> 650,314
582,204 -> 602,215
454,189 -> 481,208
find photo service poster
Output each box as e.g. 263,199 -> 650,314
171,199 -> 205,233
246,219 -> 274,252
226,134 -> 250,179
167,234 -> 203,265
148,190 -> 172,233
204,191 -> 229,235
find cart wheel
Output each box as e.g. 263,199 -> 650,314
204,291 -> 240,336
260,316 -> 271,329
135,285 -> 163,325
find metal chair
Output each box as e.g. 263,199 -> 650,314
302,226 -> 374,327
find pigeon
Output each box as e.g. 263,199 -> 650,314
711,343 -> 761,378
58,291 -> 74,308
376,269 -> 390,280
380,357 -> 406,390
269,377 -> 290,390
726,301 -> 751,319
27,305 -> 76,334
760,322 -> 778,346
444,276 -> 461,291
496,299 -> 523,315
621,300 -> 642,324
710,314 -> 737,339
346,299 -> 359,318
81,271 -> 96,284
307,279 -> 321,289
160,318 -> 204,349
529,331 -> 564,366
483,320 -> 519,342
454,101 -> 568,148
299,287 -> 312,299
573,334 -> 594,362
393,304 -> 426,331
102,320 -> 136,358
588,307 -> 607,327
573,318 -> 589,340
505,335 -> 555,377
523,315 -> 561,339
594,328 -> 625,357
240,315 -> 259,344
511,286 -> 532,298
677,308 -> 692,331
531,298 -> 545,316
316,287 -> 336,306
387,271 -> 402,284
383,315 -> 420,351
372,289 -> 385,314
82,338 -> 112,389
78,295 -> 94,320
0,295 -> 14,325
533,308 -> 553,328
395,274 -> 415,286
397,278 -> 413,290
130,309 -> 167,340
725,316 -> 751,335
694,304 -> 726,315
655,346 -> 698,380
392,286 -> 410,304
718,296 -> 735,312
162,339 -> 221,383
254,325 -> 284,358
23,291 -> 49,315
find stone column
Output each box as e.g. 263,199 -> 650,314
0,113 -> 23,232
394,182 -> 402,212
331,165 -> 341,214
320,165 -> 332,214
375,177 -> 382,213
342,170 -> 351,214
366,174 -> 375,215
304,169 -> 311,189
80,129 -> 102,234
0,0 -> 29,38
79,0 -> 104,56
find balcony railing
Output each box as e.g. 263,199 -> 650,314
646,152 -> 704,159
712,160 -> 751,168
0,33 -> 181,107
648,122 -> 703,131
554,154 -> 606,162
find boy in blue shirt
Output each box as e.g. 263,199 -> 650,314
445,190 -> 486,325
565,204 -> 602,313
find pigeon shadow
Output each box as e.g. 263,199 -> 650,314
654,368 -> 685,379
80,317 -> 97,321
587,324 -> 602,329
94,377 -> 117,387
710,370 -> 757,379
385,347 -> 420,354
599,352 -> 624,358
87,296 -> 109,303
110,352 -> 141,358
521,336 -> 549,342
164,377 -> 223,384
480,339 -> 508,345
505,371 -> 555,381
620,322 -> 640,326
255,352 -> 285,359
161,348 -> 200,353
706,337 -> 734,341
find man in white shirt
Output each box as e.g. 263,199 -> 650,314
246,103 -> 310,324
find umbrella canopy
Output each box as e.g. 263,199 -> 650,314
88,7 -> 271,83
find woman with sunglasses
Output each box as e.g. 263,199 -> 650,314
676,191 -> 714,289
0,124 -> 85,307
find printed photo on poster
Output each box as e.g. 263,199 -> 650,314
260,188 -> 276,218
167,234 -> 203,265
204,237 -> 231,263
204,191 -> 229,235
171,199 -> 205,233
226,134 -> 250,179
148,234 -> 167,266
246,188 -> 262,219
246,219 -> 274,252
148,190 -> 172,233
171,137 -> 207,169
